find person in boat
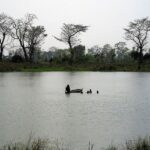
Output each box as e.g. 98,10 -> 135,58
87,89 -> 92,94
89,89 -> 92,93
66,84 -> 70,93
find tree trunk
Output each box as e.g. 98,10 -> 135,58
0,45 -> 4,61
29,46 -> 35,63
138,47 -> 143,70
19,40 -> 29,62
68,41 -> 74,65
23,47 -> 29,62
0,34 -> 6,62
0,51 -> 2,61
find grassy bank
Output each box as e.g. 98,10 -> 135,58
0,62 -> 150,72
2,137 -> 150,150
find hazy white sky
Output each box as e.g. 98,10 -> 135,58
1,0 -> 150,50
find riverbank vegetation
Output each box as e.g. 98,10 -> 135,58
1,137 -> 150,150
0,62 -> 150,72
0,13 -> 150,72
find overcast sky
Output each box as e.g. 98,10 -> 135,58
1,0 -> 150,50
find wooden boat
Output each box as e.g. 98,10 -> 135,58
65,89 -> 83,94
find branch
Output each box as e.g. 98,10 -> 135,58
53,35 -> 63,42
1,33 -> 6,46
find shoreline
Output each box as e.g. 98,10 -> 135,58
0,62 -> 150,72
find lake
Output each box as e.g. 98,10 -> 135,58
0,72 -> 150,150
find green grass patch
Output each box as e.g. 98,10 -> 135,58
0,62 -> 150,72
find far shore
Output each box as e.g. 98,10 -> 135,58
0,62 -> 150,72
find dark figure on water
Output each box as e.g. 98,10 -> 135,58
89,89 -> 92,93
97,90 -> 99,94
87,89 -> 92,94
66,84 -> 70,93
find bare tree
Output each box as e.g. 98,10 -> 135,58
124,17 -> 150,69
54,23 -> 88,63
26,26 -> 47,62
0,13 -> 12,61
11,14 -> 36,61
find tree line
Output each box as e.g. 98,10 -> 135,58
0,13 -> 150,69
0,13 -> 47,63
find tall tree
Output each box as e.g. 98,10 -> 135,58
0,13 -> 12,61
26,26 -> 47,62
115,42 -> 129,61
73,45 -> 85,60
54,23 -> 88,63
102,44 -> 115,63
88,45 -> 102,56
11,14 -> 36,61
124,17 -> 150,69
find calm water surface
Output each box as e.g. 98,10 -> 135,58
0,72 -> 150,149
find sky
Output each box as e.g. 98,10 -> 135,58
1,0 -> 150,51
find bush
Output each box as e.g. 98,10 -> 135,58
11,55 -> 24,63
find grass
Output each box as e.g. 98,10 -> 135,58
1,138 -> 68,150
105,137 -> 150,150
0,62 -> 150,72
1,137 -> 150,150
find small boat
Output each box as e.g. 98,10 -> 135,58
65,89 -> 83,94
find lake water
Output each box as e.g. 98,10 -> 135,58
0,72 -> 150,150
